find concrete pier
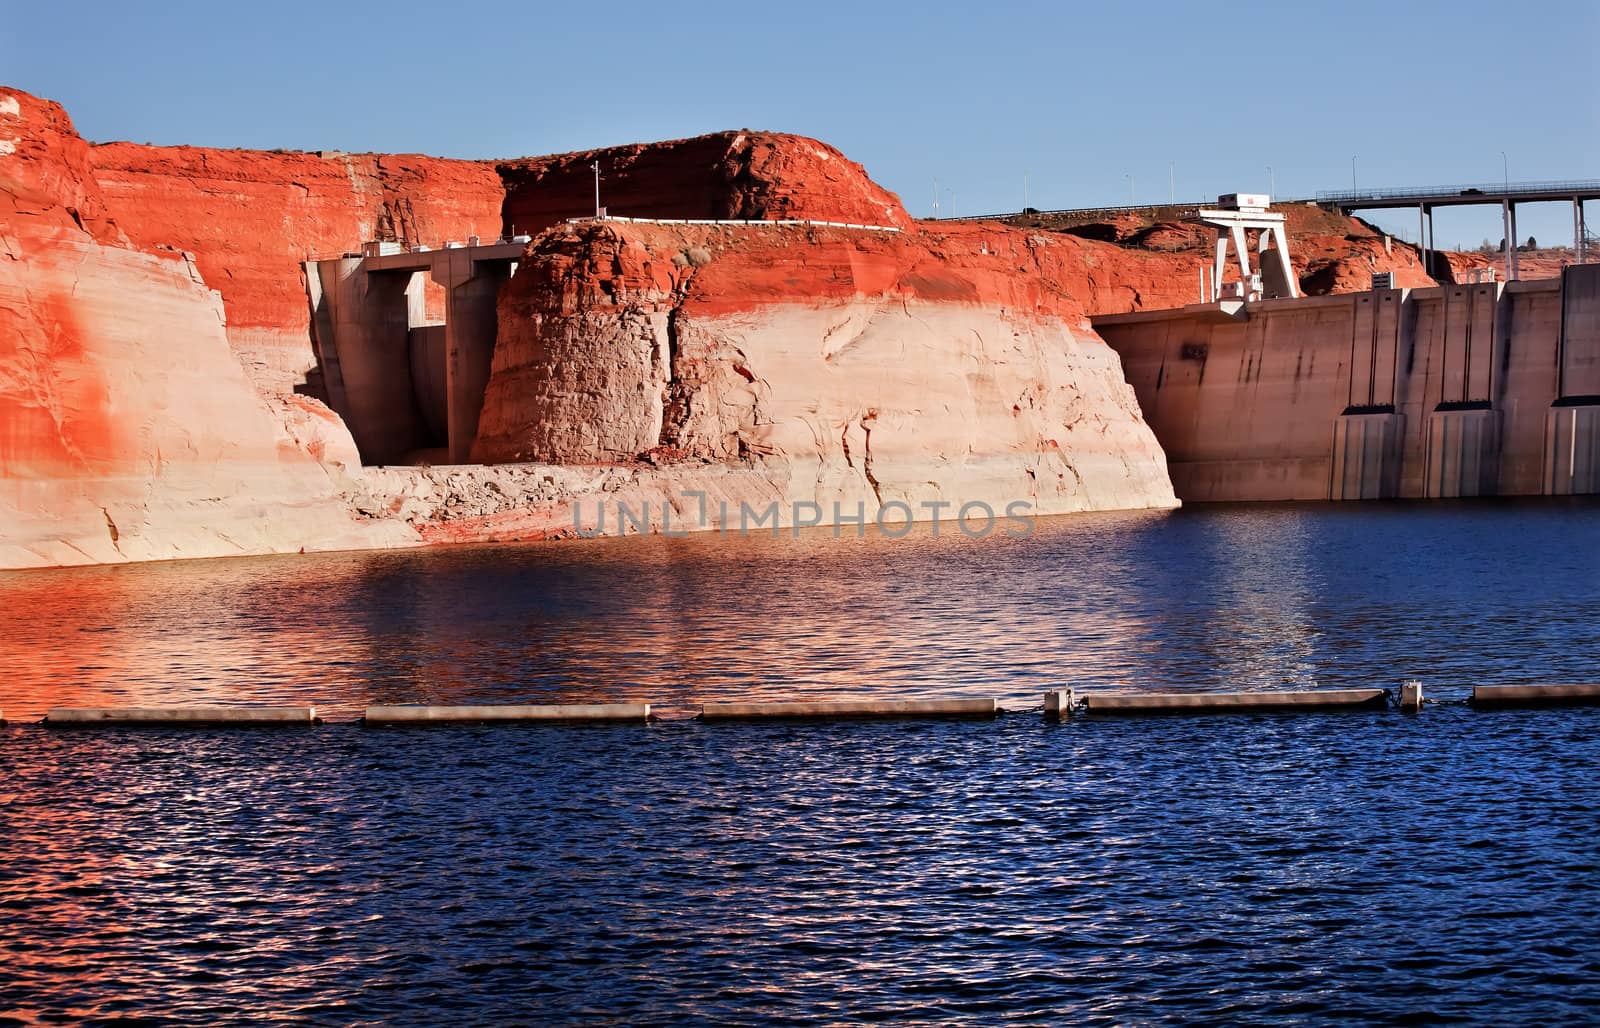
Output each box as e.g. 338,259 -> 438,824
699,698 -> 1001,721
1400,680 -> 1425,712
363,703 -> 651,724
1469,683 -> 1600,709
1080,688 -> 1389,715
46,706 -> 319,726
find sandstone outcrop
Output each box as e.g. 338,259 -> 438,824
0,87 -> 416,568
472,219 -> 1178,521
496,132 -> 910,239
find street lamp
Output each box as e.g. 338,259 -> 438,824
1267,164 -> 1275,199
1125,173 -> 1134,205
1351,155 -> 1358,192
1501,151 -> 1509,191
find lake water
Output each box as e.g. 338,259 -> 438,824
2,502 -> 1599,1023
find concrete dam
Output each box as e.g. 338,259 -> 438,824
1093,264 -> 1600,502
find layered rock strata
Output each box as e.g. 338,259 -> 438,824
0,87 -> 416,568
496,131 -> 909,239
471,219 -> 1179,524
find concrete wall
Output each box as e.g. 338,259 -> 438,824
305,261 -> 430,464
1094,264 -> 1600,501
305,244 -> 517,465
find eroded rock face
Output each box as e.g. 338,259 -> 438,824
88,142 -> 506,394
497,131 -> 910,237
0,87 -> 415,569
474,221 -> 1178,518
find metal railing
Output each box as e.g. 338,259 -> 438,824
936,200 -> 1217,224
1317,180 -> 1600,204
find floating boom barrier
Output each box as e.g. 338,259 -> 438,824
700,698 -> 1000,721
364,703 -> 651,724
4,682 -> 1597,729
1468,683 -> 1600,709
44,706 -> 319,726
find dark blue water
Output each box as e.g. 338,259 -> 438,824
2,502 -> 1599,1023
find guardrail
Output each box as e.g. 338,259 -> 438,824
568,215 -> 903,233
1317,180 -> 1600,204
936,200 -> 1219,224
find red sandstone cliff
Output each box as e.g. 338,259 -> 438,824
88,142 -> 506,394
496,132 -> 910,239
470,218 -> 1177,526
0,87 -> 415,567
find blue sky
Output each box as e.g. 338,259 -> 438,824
7,0 -> 1596,245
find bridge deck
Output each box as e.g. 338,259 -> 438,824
1317,180 -> 1600,211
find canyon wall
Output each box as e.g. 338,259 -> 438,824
88,142 -> 505,396
471,219 -> 1178,525
1094,265 -> 1600,502
0,87 -> 417,568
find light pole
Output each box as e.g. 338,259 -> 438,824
1351,155 -> 1358,192
932,177 -> 939,219
1501,151 -> 1509,191
1125,173 -> 1134,205
592,161 -> 602,218
1267,164 -> 1275,199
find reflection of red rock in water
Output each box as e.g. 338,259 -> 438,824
0,87 -> 415,568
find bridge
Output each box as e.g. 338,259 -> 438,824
1316,179 -> 1600,280
936,180 -> 1598,281
1315,180 -> 1600,211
